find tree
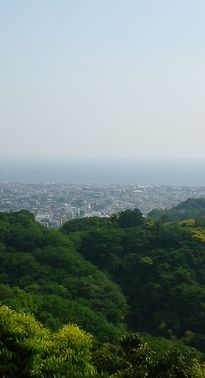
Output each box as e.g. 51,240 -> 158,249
0,305 -> 96,377
117,209 -> 144,228
115,333 -> 205,378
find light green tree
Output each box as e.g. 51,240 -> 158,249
0,305 -> 96,377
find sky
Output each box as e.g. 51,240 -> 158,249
1,0 -> 205,161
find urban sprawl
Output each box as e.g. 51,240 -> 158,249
1,182 -> 205,228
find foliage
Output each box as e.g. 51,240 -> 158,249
113,333 -> 205,378
115,209 -> 144,228
66,209 -> 205,352
2,207 -> 205,375
0,210 -> 126,342
0,305 -> 95,377
148,197 -> 205,222
61,216 -> 111,233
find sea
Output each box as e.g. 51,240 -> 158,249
0,159 -> 205,186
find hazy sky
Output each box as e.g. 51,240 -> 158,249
1,0 -> 205,161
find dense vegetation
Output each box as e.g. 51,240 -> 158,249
149,197 -> 205,222
1,305 -> 205,377
0,211 -> 126,342
0,305 -> 95,377
63,207 -> 205,352
2,202 -> 205,376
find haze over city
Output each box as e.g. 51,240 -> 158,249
1,0 -> 205,168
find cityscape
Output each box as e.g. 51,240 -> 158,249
1,182 -> 205,228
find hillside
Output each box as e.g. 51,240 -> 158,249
149,197 -> 205,222
62,208 -> 205,352
2,208 -> 205,375
0,210 -> 126,342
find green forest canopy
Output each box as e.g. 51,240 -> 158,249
2,202 -> 205,375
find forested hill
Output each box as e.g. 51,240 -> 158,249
0,210 -> 126,342
149,197 -> 205,221
2,208 -> 205,376
62,207 -> 205,352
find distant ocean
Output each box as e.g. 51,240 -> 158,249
0,159 -> 205,186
